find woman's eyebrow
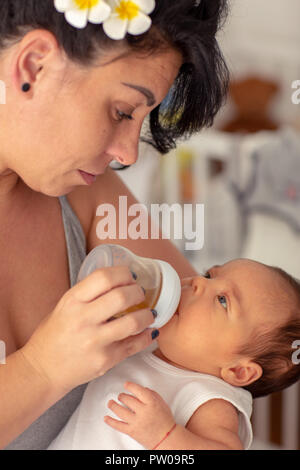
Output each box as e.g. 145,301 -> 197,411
121,82 -> 156,107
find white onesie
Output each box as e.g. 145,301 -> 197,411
48,350 -> 253,450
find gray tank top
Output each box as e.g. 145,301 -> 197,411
5,196 -> 89,450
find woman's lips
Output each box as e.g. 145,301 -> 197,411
79,170 -> 97,185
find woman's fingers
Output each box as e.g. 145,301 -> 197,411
23,264 -> 158,392
73,265 -> 150,325
99,308 -> 155,344
90,283 -> 146,324
105,328 -> 156,369
73,266 -> 136,303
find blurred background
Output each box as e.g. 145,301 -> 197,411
115,0 -> 300,450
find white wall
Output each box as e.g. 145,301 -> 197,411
217,0 -> 300,126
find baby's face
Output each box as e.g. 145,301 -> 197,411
156,259 -> 290,375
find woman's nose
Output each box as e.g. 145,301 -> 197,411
108,126 -> 141,167
115,148 -> 138,167
107,144 -> 139,168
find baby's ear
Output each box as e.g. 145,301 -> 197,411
221,360 -> 262,387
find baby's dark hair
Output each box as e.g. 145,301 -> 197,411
0,0 -> 229,154
238,267 -> 300,399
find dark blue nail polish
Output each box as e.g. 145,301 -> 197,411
151,309 -> 158,319
152,330 -> 159,340
131,270 -> 137,280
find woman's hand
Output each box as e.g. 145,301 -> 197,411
20,266 -> 157,395
104,382 -> 176,450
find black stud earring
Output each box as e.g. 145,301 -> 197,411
22,83 -> 31,92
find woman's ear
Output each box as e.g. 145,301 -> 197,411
221,359 -> 263,387
12,29 -> 61,96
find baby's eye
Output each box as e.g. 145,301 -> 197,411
202,270 -> 211,279
218,295 -> 228,310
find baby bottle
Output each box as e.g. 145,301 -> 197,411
77,244 -> 181,329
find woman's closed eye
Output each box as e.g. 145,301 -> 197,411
116,110 -> 134,121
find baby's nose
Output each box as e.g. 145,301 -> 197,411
191,276 -> 206,295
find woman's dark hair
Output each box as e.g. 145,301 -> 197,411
0,0 -> 229,154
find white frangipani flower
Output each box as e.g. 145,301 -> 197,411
103,0 -> 155,40
54,0 -> 112,29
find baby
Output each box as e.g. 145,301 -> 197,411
48,259 -> 300,450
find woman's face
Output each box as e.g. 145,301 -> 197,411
2,30 -> 182,196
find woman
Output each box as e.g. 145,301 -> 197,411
0,0 -> 229,449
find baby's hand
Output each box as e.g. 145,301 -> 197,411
104,382 -> 176,449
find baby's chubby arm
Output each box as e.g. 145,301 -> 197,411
104,382 -> 243,450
